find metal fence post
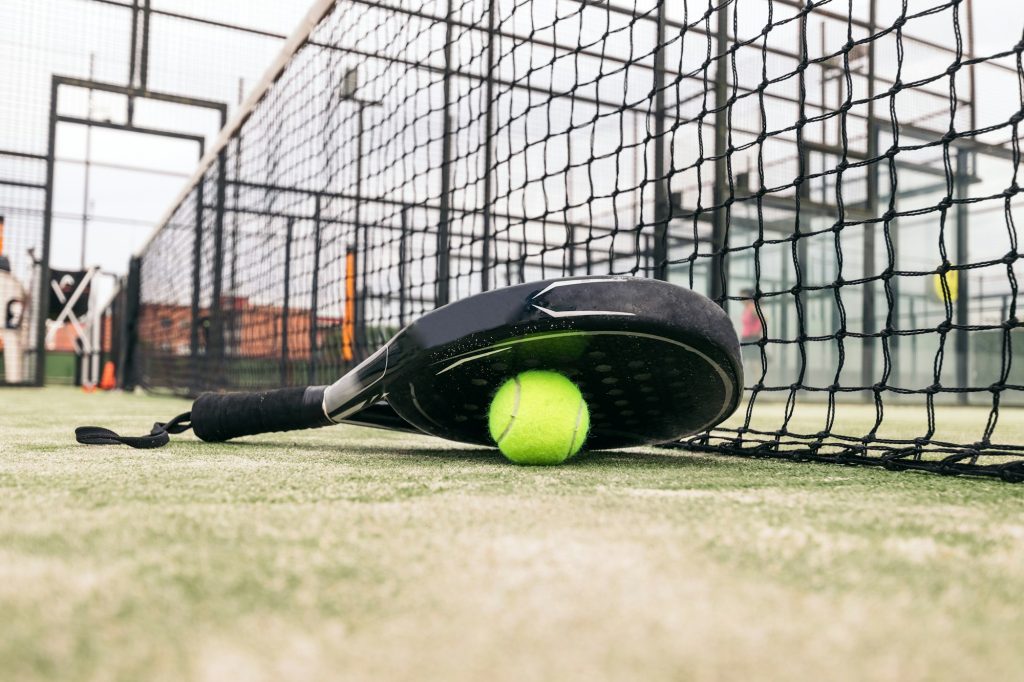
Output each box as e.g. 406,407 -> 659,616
190,182 -> 203,393
652,0 -> 669,280
436,0 -> 455,302
281,218 -> 293,386
119,256 -> 141,390
35,77 -> 60,387
309,194 -> 322,384
480,0 -> 496,291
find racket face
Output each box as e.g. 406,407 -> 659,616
363,276 -> 743,449
388,329 -> 738,449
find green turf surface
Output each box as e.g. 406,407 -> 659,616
2,387 -> 1023,681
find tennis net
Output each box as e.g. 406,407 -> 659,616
127,0 -> 1024,479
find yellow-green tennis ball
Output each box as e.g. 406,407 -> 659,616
488,370 -> 590,465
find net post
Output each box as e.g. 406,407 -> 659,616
955,0 -> 975,405
652,0 -> 669,281
709,0 -> 731,308
955,148 -> 970,403
794,5 -> 810,370
480,0 -> 496,292
436,0 -> 455,302
861,0 -> 879,397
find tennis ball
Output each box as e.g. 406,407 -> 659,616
488,370 -> 590,465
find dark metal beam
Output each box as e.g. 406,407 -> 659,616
0,149 -> 48,161
54,76 -> 227,113
55,115 -> 207,145
0,180 -> 46,191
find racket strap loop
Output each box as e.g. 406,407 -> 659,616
75,411 -> 192,449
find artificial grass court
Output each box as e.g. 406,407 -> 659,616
2,388 -> 1023,682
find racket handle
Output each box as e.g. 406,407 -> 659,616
190,386 -> 331,442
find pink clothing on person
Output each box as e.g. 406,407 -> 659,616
741,305 -> 763,341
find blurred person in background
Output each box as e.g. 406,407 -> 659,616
740,288 -> 764,345
739,288 -> 764,383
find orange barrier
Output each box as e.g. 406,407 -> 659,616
99,361 -> 117,390
342,250 -> 355,362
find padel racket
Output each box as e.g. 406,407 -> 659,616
76,276 -> 743,449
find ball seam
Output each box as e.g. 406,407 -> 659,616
565,396 -> 586,458
493,376 -> 521,446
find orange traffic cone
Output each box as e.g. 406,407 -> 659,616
99,361 -> 117,390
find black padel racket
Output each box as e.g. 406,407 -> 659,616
77,276 -> 742,449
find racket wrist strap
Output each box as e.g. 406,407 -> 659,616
75,412 -> 193,449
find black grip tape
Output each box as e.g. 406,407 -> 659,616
190,386 -> 331,442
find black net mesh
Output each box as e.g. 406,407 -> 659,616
133,0 -> 1024,480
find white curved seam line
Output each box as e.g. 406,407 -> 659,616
495,376 -> 521,445
567,398 -> 585,458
